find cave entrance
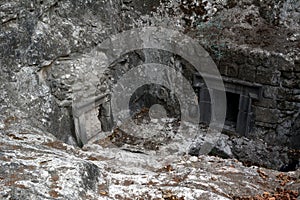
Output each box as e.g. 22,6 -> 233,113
128,84 -> 181,121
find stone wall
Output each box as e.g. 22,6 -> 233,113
217,47 -> 300,148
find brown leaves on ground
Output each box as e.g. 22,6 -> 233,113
162,190 -> 184,200
49,190 -> 59,198
108,127 -> 142,147
98,183 -> 109,196
276,173 -> 296,186
3,116 -> 18,128
3,173 -> 21,187
107,127 -> 161,151
0,155 -> 12,162
157,164 -> 174,173
132,107 -> 150,124
257,169 -> 268,180
49,173 -> 62,198
39,160 -> 51,165
234,170 -> 298,200
87,155 -> 108,161
6,133 -> 26,140
43,141 -> 68,151
233,188 -> 299,200
123,179 -> 135,186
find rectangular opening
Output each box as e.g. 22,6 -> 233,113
225,91 -> 240,127
193,73 -> 261,136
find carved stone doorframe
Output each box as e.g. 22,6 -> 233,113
193,73 -> 262,136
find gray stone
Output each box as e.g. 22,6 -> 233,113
255,121 -> 277,128
293,95 -> 300,102
277,87 -> 293,101
218,64 -> 227,76
293,89 -> 300,95
281,71 -> 295,79
276,119 -> 293,139
290,114 -> 300,149
263,86 -> 278,99
230,136 -> 290,170
277,101 -> 297,110
294,72 -> 300,79
254,107 -> 280,124
189,156 -> 198,162
226,63 -> 239,77
238,64 -> 256,82
295,59 -> 300,72
252,98 -> 277,109
282,79 -> 300,89
270,55 -> 294,72
255,66 -> 280,86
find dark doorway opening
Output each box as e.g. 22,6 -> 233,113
225,92 -> 240,127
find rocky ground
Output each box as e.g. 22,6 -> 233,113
0,120 -> 299,199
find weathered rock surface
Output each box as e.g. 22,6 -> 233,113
0,128 -> 299,199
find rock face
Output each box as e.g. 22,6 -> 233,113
0,130 -> 299,199
0,0 -> 300,198
0,0 -> 118,143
